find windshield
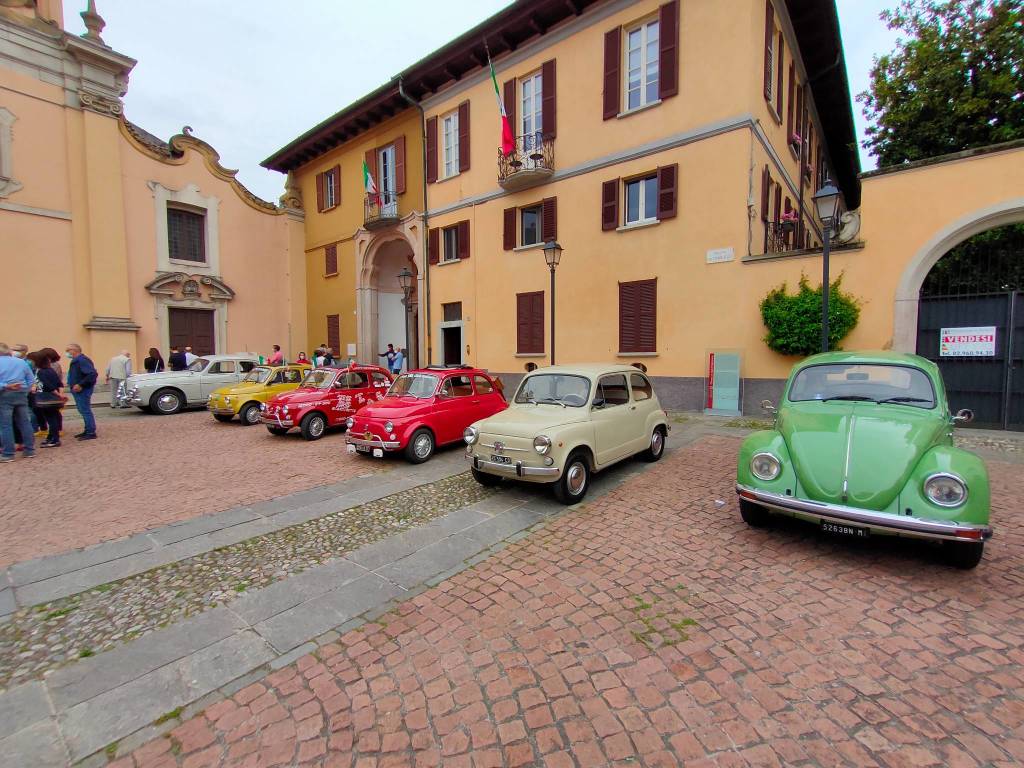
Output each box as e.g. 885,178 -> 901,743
387,373 -> 439,399
301,369 -> 337,389
514,374 -> 591,407
788,364 -> 936,409
187,358 -> 208,373
242,366 -> 273,384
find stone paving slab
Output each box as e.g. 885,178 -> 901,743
0,719 -> 67,768
0,586 -> 13,619
0,679 -> 50,740
229,558 -> 367,626
147,507 -> 262,546
344,508 -> 492,571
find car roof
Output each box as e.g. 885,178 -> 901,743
408,366 -> 490,376
794,350 -> 939,374
523,363 -> 648,378
200,354 -> 259,361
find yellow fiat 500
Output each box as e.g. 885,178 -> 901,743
208,364 -> 310,425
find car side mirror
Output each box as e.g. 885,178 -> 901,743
760,399 -> 777,414
953,408 -> 974,425
592,397 -> 606,409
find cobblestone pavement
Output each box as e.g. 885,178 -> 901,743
0,411 -> 376,568
0,474 -> 495,689
116,435 -> 1024,767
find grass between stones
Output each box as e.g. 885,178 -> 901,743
627,584 -> 700,651
0,472 -> 497,689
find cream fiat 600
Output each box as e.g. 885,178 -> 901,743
465,365 -> 669,504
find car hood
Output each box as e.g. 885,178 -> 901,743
268,387 -> 329,406
127,371 -> 193,387
355,396 -> 437,420
476,404 -> 589,439
212,383 -> 266,398
780,401 -> 946,510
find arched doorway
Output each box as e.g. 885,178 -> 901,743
913,223 -> 1024,430
369,239 -> 418,370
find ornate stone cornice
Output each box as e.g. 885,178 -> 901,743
78,89 -> 123,116
145,272 -> 236,302
279,171 -> 303,211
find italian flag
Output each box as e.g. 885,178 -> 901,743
362,159 -> 381,205
489,55 -> 515,156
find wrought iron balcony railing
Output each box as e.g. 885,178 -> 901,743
765,220 -> 797,254
497,134 -> 555,191
364,190 -> 399,229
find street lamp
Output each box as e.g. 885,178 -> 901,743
542,240 -> 563,366
812,183 -> 841,353
397,266 -> 413,370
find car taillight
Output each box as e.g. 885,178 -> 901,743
954,528 -> 983,540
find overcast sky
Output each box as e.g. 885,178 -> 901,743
63,0 -> 900,203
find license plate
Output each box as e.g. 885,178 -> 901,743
821,520 -> 869,538
490,455 -> 512,464
372,448 -> 384,458
346,444 -> 357,454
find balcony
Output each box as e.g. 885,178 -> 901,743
498,134 -> 554,191
765,220 -> 796,254
364,190 -> 399,230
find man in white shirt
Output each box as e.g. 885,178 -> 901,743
106,350 -> 132,408
184,346 -> 198,366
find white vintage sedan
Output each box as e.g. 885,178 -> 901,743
125,354 -> 259,415
464,364 -> 669,504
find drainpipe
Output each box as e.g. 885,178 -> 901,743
398,77 -> 431,367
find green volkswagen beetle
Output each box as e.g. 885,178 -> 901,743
736,351 -> 992,569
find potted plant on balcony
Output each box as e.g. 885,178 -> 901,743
780,211 -> 799,233
789,132 -> 802,151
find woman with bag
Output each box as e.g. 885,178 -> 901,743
144,347 -> 165,373
29,351 -> 65,448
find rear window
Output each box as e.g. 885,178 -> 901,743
788,363 -> 936,409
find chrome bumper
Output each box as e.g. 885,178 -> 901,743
347,435 -> 401,450
471,454 -> 561,478
736,484 -> 993,542
207,406 -> 236,416
260,415 -> 293,428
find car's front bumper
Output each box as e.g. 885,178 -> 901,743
346,435 -> 401,451
261,414 -> 294,428
736,484 -> 992,542
470,454 -> 561,479
207,406 -> 237,416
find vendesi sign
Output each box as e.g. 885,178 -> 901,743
940,326 -> 997,357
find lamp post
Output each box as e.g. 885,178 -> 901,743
397,267 -> 413,370
542,241 -> 563,366
812,183 -> 841,353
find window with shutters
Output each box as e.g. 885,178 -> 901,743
442,110 -> 459,179
442,302 -> 462,322
763,3 -> 783,122
520,205 -> 541,247
619,279 -> 657,354
624,175 -> 658,226
624,18 -> 659,111
326,314 -> 340,355
325,244 -> 338,276
516,291 -> 544,355
167,207 -> 206,264
442,225 -> 459,263
323,168 -> 337,209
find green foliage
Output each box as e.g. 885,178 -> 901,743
923,223 -> 1024,295
760,276 -> 860,356
860,0 -> 1024,166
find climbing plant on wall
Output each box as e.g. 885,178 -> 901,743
760,276 -> 861,356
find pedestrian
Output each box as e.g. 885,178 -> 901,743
144,347 -> 165,373
295,352 -> 309,364
314,345 -> 327,367
0,342 -> 36,462
184,346 -> 197,366
268,345 -> 284,365
66,343 -> 98,440
11,343 -> 40,435
41,347 -> 63,381
392,346 -> 405,375
378,343 -> 397,372
322,347 -> 335,366
106,349 -> 132,408
168,345 -> 187,371
29,351 -> 64,448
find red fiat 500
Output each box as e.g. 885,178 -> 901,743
346,366 -> 507,463
262,365 -> 393,440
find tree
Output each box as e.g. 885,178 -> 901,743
860,0 -> 1024,167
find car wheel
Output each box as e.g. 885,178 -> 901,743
266,426 -> 289,436
943,540 -> 985,569
739,499 -> 771,527
553,451 -> 590,505
300,413 -> 327,441
471,467 -> 502,487
639,427 -> 666,462
405,429 -> 435,464
151,388 -> 183,415
213,413 -> 234,423
240,403 -> 261,426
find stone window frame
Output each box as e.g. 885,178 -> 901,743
149,181 -> 221,275
0,107 -> 24,198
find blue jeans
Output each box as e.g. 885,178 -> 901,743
0,389 -> 34,457
72,388 -> 96,436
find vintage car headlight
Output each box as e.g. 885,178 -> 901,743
224,397 -> 232,405
533,435 -> 552,455
924,473 -> 967,507
345,417 -> 355,429
384,421 -> 394,433
464,426 -> 479,445
260,403 -> 267,411
281,406 -> 289,414
750,453 -> 781,481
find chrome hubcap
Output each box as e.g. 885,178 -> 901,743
414,434 -> 432,458
566,462 -> 586,495
651,431 -> 663,455
310,417 -> 324,436
157,393 -> 178,412
245,407 -> 260,424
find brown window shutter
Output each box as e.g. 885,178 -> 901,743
619,281 -> 637,353
658,1 -> 679,100
364,149 -> 376,195
760,166 -> 770,221
428,227 -> 439,265
458,100 -> 470,173
531,292 -> 544,354
503,207 -> 516,251
457,220 -> 470,261
503,79 -> 516,141
786,64 -> 795,138
603,27 -> 621,120
425,117 -> 438,184
516,293 -> 530,354
775,35 -> 784,117
784,196 -> 792,247
638,279 -> 657,353
315,172 -> 325,213
331,164 -> 341,206
541,59 -> 556,138
656,164 -> 678,220
394,135 -> 406,194
773,182 -> 782,223
325,244 -> 338,275
763,1 -> 774,101
541,197 -> 557,241
601,178 -> 619,230
795,86 -> 803,145
327,314 -> 340,354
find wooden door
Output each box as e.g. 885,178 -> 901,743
168,308 -> 215,356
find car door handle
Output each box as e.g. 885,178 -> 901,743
630,406 -> 637,410
472,400 -> 480,404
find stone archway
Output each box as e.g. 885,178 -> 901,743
892,197 -> 1024,352
354,212 -> 425,368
